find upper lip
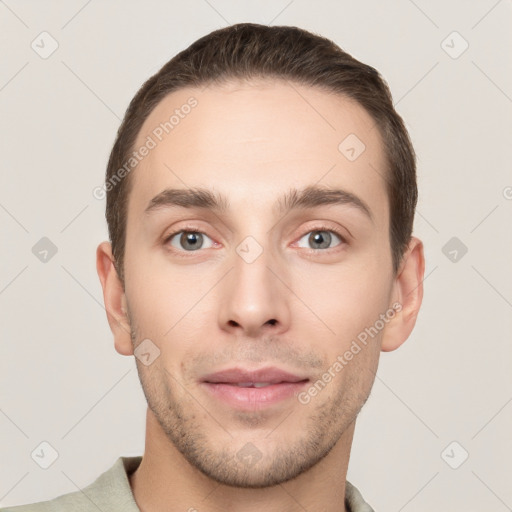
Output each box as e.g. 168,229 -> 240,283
201,367 -> 309,384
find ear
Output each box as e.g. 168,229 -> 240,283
381,236 -> 425,352
96,241 -> 134,356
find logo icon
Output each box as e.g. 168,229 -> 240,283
31,32 -> 59,59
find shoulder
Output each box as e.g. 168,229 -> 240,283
0,456 -> 142,512
0,488 -> 93,512
345,480 -> 376,512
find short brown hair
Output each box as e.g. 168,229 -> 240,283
105,23 -> 417,284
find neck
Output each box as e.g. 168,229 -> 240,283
129,408 -> 354,512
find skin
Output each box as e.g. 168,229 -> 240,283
97,79 -> 425,512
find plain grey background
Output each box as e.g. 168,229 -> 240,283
1,1 -> 511,510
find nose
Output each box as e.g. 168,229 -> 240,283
217,243 -> 291,338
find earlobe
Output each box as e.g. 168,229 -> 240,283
96,241 -> 134,356
381,236 -> 425,352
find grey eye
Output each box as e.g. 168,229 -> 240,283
296,230 -> 342,250
169,231 -> 214,251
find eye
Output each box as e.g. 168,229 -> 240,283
296,228 -> 345,250
165,230 -> 215,252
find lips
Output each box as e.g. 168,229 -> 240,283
201,367 -> 309,385
200,367 -> 309,409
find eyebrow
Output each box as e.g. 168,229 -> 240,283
144,185 -> 374,223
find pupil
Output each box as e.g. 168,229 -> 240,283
311,231 -> 330,249
182,232 -> 201,250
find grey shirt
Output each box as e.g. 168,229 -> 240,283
1,456 -> 375,511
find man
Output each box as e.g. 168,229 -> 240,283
4,22 -> 424,512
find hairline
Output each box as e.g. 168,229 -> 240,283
124,76 -> 392,220
114,77 -> 397,285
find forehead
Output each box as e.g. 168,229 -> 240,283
129,79 -> 388,227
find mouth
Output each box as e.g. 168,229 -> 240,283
200,367 -> 310,409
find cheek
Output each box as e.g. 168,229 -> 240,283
124,259 -> 217,368
292,258 -> 392,340
125,248 -> 204,323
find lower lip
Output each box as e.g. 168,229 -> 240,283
201,381 -> 309,409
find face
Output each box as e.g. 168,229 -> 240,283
119,80 -> 401,487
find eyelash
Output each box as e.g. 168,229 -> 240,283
163,224 -> 347,257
